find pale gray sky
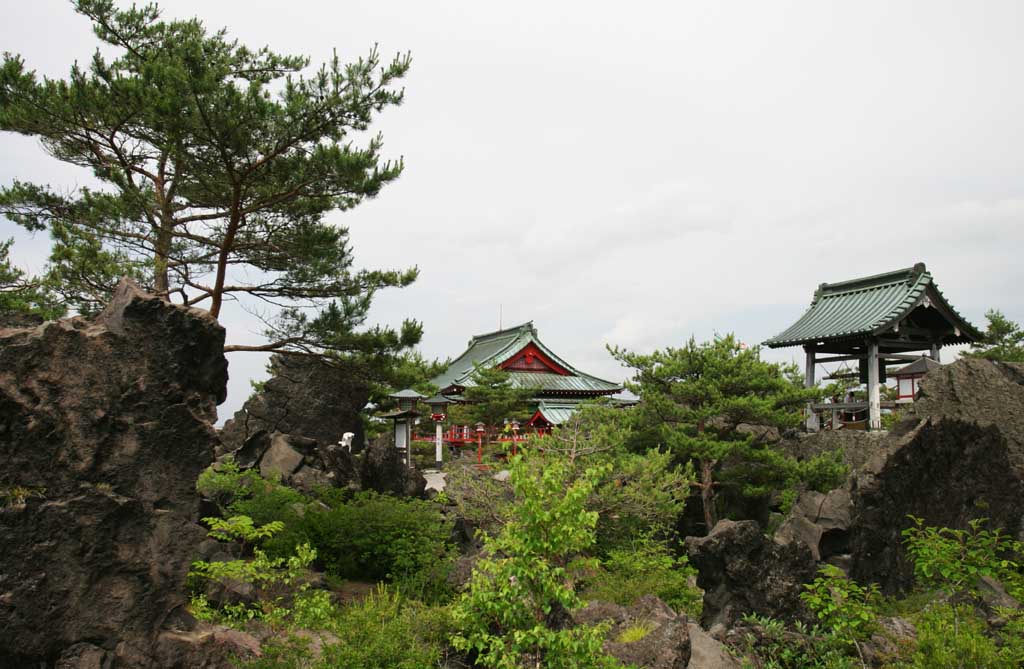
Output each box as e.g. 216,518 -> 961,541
3,0 -> 1022,420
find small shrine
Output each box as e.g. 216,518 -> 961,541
430,321 -> 623,442
764,263 -> 980,431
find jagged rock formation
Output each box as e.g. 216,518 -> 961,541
360,436 -> 427,497
575,595 -> 692,669
849,359 -> 1024,592
219,354 -> 369,455
226,429 -> 359,493
685,520 -> 817,631
774,487 -> 853,564
0,279 -> 228,666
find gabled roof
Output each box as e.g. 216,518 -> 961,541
431,321 -> 622,396
764,263 -> 981,349
893,356 -> 942,376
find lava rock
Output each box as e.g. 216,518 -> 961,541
220,354 -> 369,454
0,279 -> 227,666
360,437 -> 427,497
685,519 -> 817,629
849,359 -> 1024,593
575,595 -> 691,669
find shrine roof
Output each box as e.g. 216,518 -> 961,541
764,263 -> 981,349
431,321 -> 622,396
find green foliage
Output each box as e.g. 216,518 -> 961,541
964,309 -> 1024,363
801,565 -> 879,648
902,516 -> 1023,597
203,515 -> 285,549
611,334 -> 819,528
279,491 -> 455,603
240,587 -> 453,669
451,453 -> 623,669
0,0 -> 420,357
0,484 -> 46,507
736,614 -> 856,669
0,238 -> 64,319
195,456 -> 263,511
584,536 -> 703,618
897,604 -> 1023,669
615,621 -> 655,643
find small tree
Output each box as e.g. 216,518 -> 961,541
964,310 -> 1024,363
1,0 -> 419,360
446,365 -> 533,441
610,334 -> 815,530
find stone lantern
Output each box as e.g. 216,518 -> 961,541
387,389 -> 425,466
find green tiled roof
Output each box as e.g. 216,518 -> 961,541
431,321 -> 622,396
535,400 -> 582,426
765,263 -> 981,348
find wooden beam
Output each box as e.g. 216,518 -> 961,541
815,354 -> 866,363
811,401 -> 898,411
867,340 -> 881,431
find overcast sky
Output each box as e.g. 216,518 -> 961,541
3,0 -> 1022,421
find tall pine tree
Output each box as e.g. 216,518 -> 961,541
0,0 -> 419,359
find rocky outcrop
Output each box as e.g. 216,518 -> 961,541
219,354 -> 369,454
360,436 -> 427,497
774,487 -> 853,563
686,623 -> 741,668
849,359 -> 1024,592
221,429 -> 360,495
685,520 -> 817,630
575,595 -> 692,669
0,279 -> 228,666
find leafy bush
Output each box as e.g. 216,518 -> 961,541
800,565 -> 879,666
195,457 -> 262,511
293,491 -> 454,601
902,516 -> 1022,597
901,604 -> 1021,669
583,536 -> 702,618
735,614 -> 856,669
451,454 -> 623,669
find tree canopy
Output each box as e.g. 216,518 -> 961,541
964,309 -> 1024,363
610,334 -> 820,530
0,0 -> 419,359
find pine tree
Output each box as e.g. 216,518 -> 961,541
963,309 -> 1024,363
0,0 -> 419,359
610,334 -> 815,530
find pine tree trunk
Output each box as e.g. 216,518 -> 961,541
701,459 -> 717,531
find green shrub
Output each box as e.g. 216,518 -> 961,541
735,614 -> 856,669
195,457 -> 262,511
294,491 -> 454,601
901,604 -> 1021,669
239,586 -> 453,669
451,454 -> 624,669
584,537 -> 702,618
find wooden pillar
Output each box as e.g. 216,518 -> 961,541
930,343 -> 941,362
804,346 -> 819,432
867,340 -> 881,430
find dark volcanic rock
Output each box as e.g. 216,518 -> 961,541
685,519 -> 817,630
219,354 -> 369,454
849,359 -> 1024,593
0,279 -> 227,666
574,595 -> 691,669
774,487 -> 853,562
360,437 -> 427,497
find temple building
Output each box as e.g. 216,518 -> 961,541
764,263 -> 980,431
431,321 -> 623,430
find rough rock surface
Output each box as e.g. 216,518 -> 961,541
774,487 -> 853,562
574,595 -> 691,669
360,436 -> 427,497
686,623 -> 741,669
0,279 -> 228,666
849,359 -> 1024,592
685,520 -> 817,630
221,429 -> 359,494
219,354 -> 369,454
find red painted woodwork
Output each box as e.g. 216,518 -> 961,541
500,343 -> 571,375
